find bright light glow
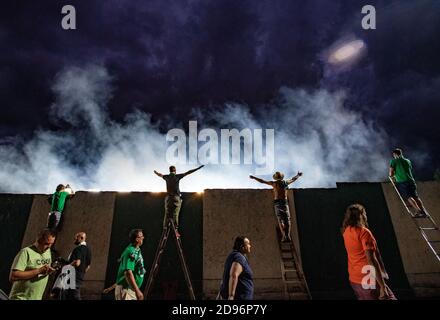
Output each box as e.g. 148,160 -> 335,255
64,186 -> 73,194
328,40 -> 365,64
87,189 -> 101,193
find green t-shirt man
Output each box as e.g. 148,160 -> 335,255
9,246 -> 52,300
116,244 -> 145,289
390,157 -> 415,183
50,191 -> 70,212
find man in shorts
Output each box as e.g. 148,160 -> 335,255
389,148 -> 427,218
250,170 -> 303,242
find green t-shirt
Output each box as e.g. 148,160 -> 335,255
116,244 -> 145,289
50,191 -> 69,213
390,157 -> 415,183
9,245 -> 52,300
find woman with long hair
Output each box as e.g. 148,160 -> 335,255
341,204 -> 396,300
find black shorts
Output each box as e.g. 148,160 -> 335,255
273,199 -> 291,224
396,181 -> 418,200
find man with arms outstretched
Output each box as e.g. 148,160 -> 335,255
154,165 -> 204,237
250,170 -> 302,242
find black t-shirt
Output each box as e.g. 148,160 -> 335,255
163,173 -> 185,196
69,245 -> 92,282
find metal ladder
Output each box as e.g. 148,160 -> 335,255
389,177 -> 440,263
277,228 -> 311,300
144,218 -> 196,299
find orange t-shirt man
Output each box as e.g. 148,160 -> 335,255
342,226 -> 377,284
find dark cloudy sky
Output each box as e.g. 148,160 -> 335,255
1,0 -> 440,184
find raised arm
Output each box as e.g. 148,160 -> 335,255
183,165 -> 204,177
286,172 -> 303,185
249,175 -> 272,186
154,170 -> 164,178
65,184 -> 75,198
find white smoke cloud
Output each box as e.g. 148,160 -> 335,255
0,65 -> 395,193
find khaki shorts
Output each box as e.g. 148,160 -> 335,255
115,285 -> 137,300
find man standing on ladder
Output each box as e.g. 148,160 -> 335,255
154,165 -> 204,238
250,170 -> 303,242
389,148 -> 427,218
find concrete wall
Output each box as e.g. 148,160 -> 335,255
0,194 -> 34,294
202,189 -> 302,299
382,181 -> 440,297
104,192 -> 203,300
2,182 -> 440,299
294,183 -> 413,299
22,192 -> 116,299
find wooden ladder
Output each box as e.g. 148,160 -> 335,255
389,178 -> 440,263
277,228 -> 311,300
143,218 -> 196,299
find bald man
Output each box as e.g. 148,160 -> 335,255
63,232 -> 92,300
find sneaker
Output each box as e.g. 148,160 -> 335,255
282,236 -> 292,243
413,212 -> 427,218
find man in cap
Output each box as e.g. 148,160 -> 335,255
250,171 -> 303,242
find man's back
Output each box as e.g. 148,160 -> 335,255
271,180 -> 289,200
69,245 -> 91,283
390,157 -> 415,183
50,191 -> 70,212
163,173 -> 185,196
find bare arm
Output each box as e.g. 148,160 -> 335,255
71,259 -> 81,268
249,175 -> 272,186
65,184 -> 75,197
286,172 -> 303,185
102,283 -> 117,294
375,248 -> 389,279
124,270 -> 144,300
10,265 -> 53,282
365,249 -> 389,298
228,262 -> 243,300
183,165 -> 204,177
154,170 -> 164,178
389,167 -> 395,180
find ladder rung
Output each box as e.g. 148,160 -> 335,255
284,267 -> 297,272
420,227 -> 438,230
428,240 -> 440,243
288,292 -> 310,300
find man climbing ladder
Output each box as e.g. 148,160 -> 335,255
389,148 -> 427,218
388,148 -> 440,263
250,170 -> 303,242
